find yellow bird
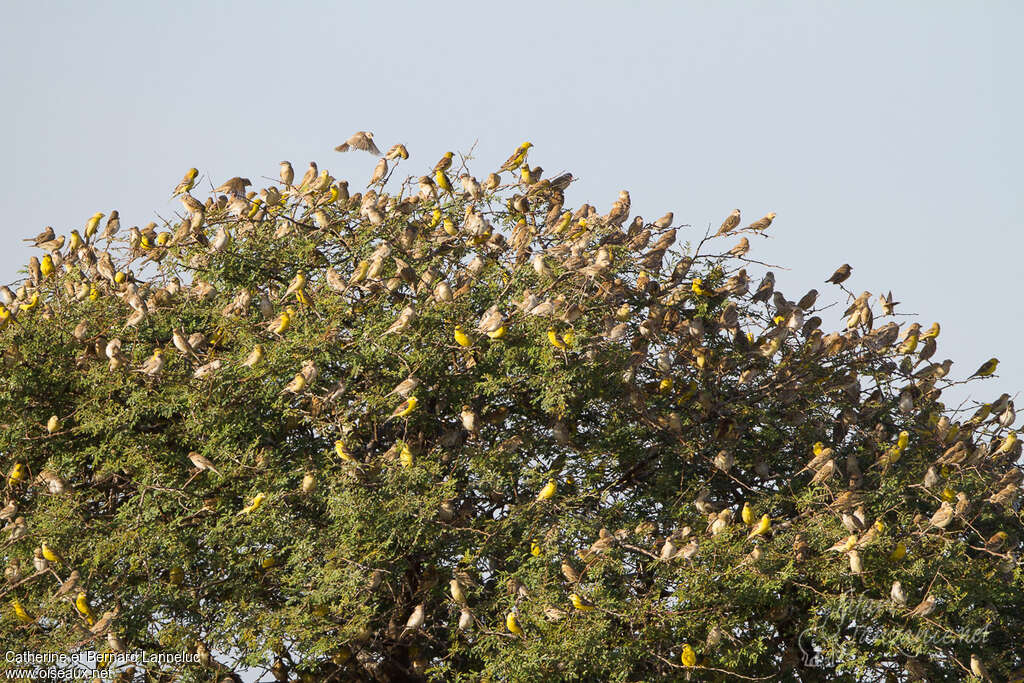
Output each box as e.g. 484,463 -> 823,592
487,325 -> 507,340
283,372 -> 307,394
741,502 -> 754,525
569,594 -> 595,611
994,431 -> 1018,456
84,212 -> 105,241
691,278 -> 710,296
399,443 -> 413,468
173,168 -> 199,196
922,322 -> 940,339
284,271 -> 307,300
505,610 -> 523,636
454,325 -> 472,347
335,440 -> 355,462
896,430 -> 909,452
11,599 -> 33,624
442,217 -> 458,236
681,643 -> 696,668
40,254 -> 54,278
75,591 -> 95,622
168,567 -> 184,585
561,330 -> 576,347
270,308 -> 294,334
68,230 -> 84,252
547,328 -> 566,350
500,142 -> 533,172
897,333 -> 918,354
970,358 -> 998,377
889,541 -> 907,562
434,151 -> 454,173
8,463 -> 28,486
239,492 -> 266,515
747,514 -> 771,539
390,396 -> 418,419
530,540 -> 541,556
41,542 -> 62,564
435,169 -> 452,194
536,479 -> 557,501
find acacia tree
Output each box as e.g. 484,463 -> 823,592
1,140 -> 1022,682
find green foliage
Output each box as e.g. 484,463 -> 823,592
1,146 -> 1022,682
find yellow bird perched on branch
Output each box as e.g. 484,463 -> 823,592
536,479 -> 557,501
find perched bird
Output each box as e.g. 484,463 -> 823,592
239,493 -> 266,515
681,643 -> 696,668
748,514 -> 771,539
500,142 -> 533,172
716,209 -> 741,236
505,610 -> 523,635
536,479 -> 557,501
570,593 -> 595,611
746,212 -> 776,231
173,168 -> 199,196
454,325 -> 471,347
335,131 -> 381,155
279,161 -> 294,187
75,591 -> 95,622
54,569 -> 81,598
970,358 -> 999,378
188,451 -> 222,477
41,541 -> 62,564
826,264 -> 852,285
405,603 -> 426,630
136,348 -> 165,378
390,396 -> 418,419
383,306 -> 416,336
890,580 -> 907,605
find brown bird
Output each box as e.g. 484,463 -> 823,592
335,131 -> 381,155
716,209 -> 741,236
214,177 -> 251,196
746,212 -> 776,231
826,264 -> 852,285
188,451 -> 222,477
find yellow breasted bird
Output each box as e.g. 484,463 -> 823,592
173,168 -> 199,196
454,325 -> 471,347
335,440 -> 355,462
536,479 -> 557,501
239,492 -> 266,515
681,643 -> 696,668
506,610 -> 523,635
970,358 -> 998,378
500,142 -> 533,173
570,594 -> 595,611
41,542 -> 62,564
547,328 -> 566,350
11,599 -> 33,624
75,591 -> 95,623
84,213 -> 105,242
748,514 -> 771,539
390,396 -> 418,419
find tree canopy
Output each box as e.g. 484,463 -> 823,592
1,138 -> 1022,682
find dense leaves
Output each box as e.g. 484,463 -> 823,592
1,143 -> 1022,681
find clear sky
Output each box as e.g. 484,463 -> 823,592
2,0 -> 1021,417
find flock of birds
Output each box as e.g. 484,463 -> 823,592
0,130 -> 1021,681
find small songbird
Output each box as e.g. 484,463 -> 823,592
681,643 -> 696,668
335,131 -> 381,155
505,610 -> 523,635
747,514 -> 771,539
826,264 -> 852,285
242,344 -> 264,368
970,358 -> 999,378
173,168 -> 199,196
390,396 -> 419,419
239,493 -> 266,515
405,603 -> 426,630
188,451 -> 222,477
716,209 -> 741,236
136,348 -> 165,378
569,593 -> 596,611
536,479 -> 557,501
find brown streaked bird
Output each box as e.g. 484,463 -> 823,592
214,177 -> 251,196
188,451 -> 222,477
335,131 -> 381,155
298,162 -> 318,191
279,161 -> 294,187
746,212 -> 776,231
826,264 -> 852,285
24,226 -> 55,246
716,209 -> 741,236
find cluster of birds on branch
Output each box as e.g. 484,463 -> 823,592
1,129 -> 1021,681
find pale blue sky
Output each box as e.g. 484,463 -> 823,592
2,0 -> 1021,416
